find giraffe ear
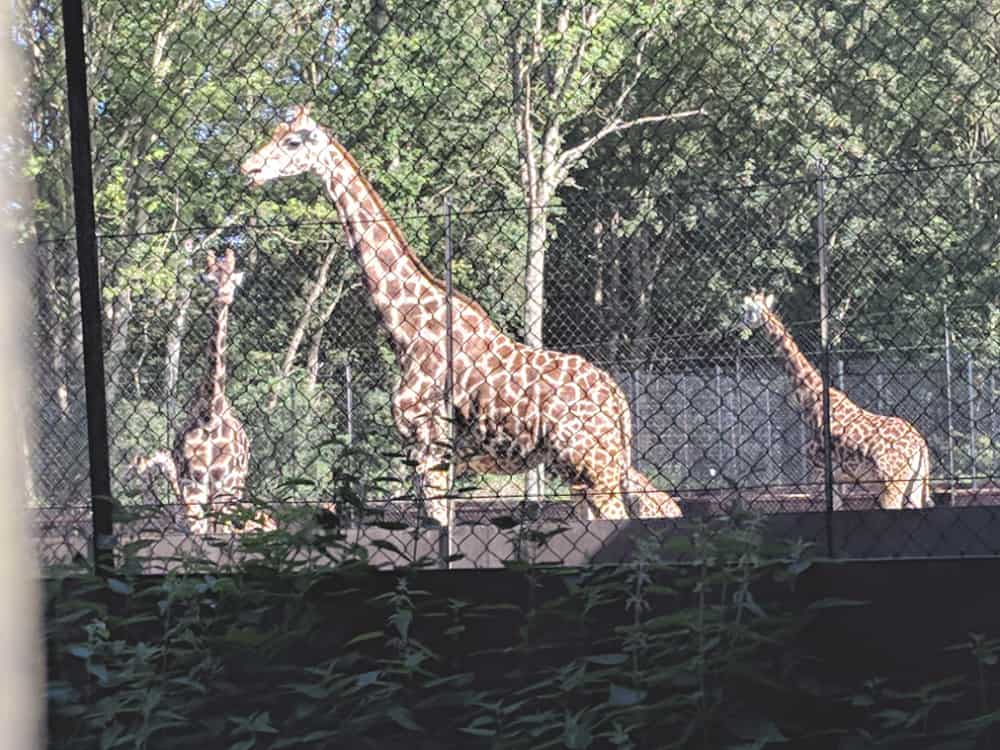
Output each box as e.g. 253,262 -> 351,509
288,103 -> 318,130
764,293 -> 775,309
231,271 -> 246,287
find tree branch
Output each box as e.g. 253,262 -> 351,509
509,25 -> 538,205
556,107 -> 705,182
305,275 -> 356,392
611,28 -> 655,116
266,244 -> 345,410
552,18 -> 593,111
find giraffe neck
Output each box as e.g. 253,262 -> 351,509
314,143 -> 487,351
760,311 -> 826,428
199,302 -> 230,416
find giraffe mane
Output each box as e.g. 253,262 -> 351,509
322,128 -> 492,323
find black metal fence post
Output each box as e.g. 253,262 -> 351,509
816,160 -> 837,557
944,305 -> 956,496
443,196 -> 455,566
968,355 -> 977,489
344,356 -> 354,447
61,0 -> 114,574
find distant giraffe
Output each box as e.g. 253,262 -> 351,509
741,291 -> 931,509
241,105 -> 681,525
130,248 -> 274,533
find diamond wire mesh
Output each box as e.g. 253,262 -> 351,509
18,0 -> 1000,569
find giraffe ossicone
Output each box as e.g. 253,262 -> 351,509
741,291 -> 931,510
241,106 -> 683,525
130,246 -> 276,535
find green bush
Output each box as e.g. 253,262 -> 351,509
44,498 -> 1000,750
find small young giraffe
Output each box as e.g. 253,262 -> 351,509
241,105 -> 681,525
741,291 -> 931,509
131,248 -> 275,533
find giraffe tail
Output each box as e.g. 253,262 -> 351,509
902,439 -> 931,509
918,440 -> 931,508
613,386 -> 683,519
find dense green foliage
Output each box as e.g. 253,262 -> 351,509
45,508 -> 1000,749
18,0 -> 1000,511
46,511 -> 822,749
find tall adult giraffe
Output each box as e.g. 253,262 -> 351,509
741,291 -> 931,509
241,105 -> 681,525
131,249 -> 274,533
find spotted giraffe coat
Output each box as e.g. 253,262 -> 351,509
743,292 -> 931,509
242,106 -> 682,524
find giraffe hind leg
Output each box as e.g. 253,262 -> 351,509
579,483 -> 629,521
415,461 -> 451,527
905,444 -> 931,509
878,472 -> 905,510
570,483 -> 595,521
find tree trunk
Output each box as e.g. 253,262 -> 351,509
522,202 -> 548,502
267,245 -> 339,409
164,287 -> 192,429
523,205 -> 547,349
305,278 -> 351,393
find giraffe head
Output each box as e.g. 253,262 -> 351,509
241,104 -> 334,186
740,290 -> 776,330
200,247 -> 244,305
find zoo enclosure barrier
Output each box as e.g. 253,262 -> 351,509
24,0 -> 1000,570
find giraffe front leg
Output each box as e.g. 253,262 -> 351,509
582,487 -> 628,521
402,412 -> 454,527
393,378 -> 455,527
414,457 -> 451,527
181,480 -> 213,535
578,467 -> 629,521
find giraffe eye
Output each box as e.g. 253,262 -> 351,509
283,137 -> 302,149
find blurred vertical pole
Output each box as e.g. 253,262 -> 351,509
681,373 -> 692,477
944,305 -> 956,493
2,0 -> 44,744
816,159 -> 836,556
837,359 -> 845,391
62,0 -> 114,574
763,383 -> 775,482
967,356 -> 977,489
443,197 -> 455,565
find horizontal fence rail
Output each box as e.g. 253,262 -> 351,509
17,0 -> 1000,570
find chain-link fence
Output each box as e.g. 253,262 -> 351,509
19,0 -> 1000,570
